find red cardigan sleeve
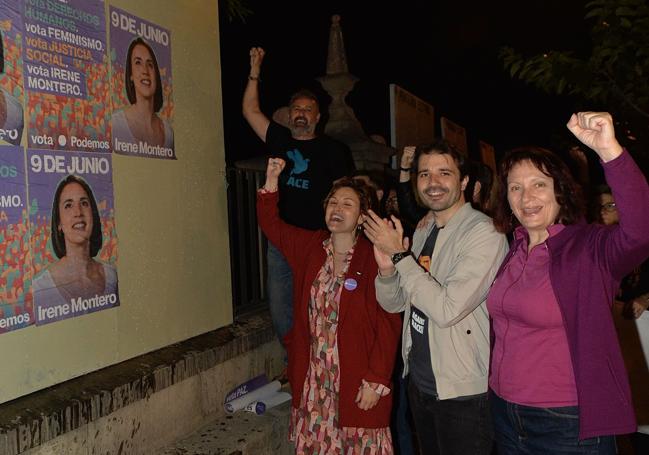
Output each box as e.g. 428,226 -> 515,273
363,295 -> 402,387
256,190 -> 321,269
352,244 -> 401,387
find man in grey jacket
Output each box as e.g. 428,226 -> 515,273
364,140 -> 507,455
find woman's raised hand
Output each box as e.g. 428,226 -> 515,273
263,157 -> 285,191
567,112 -> 623,162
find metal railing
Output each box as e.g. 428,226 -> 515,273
227,157 -> 268,315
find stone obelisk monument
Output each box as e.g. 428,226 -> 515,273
318,15 -> 394,170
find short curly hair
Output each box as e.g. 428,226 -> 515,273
323,177 -> 378,217
288,89 -> 320,109
493,146 -> 584,233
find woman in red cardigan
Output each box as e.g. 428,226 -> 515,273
257,157 -> 401,454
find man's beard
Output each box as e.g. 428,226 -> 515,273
421,185 -> 456,212
289,117 -> 316,137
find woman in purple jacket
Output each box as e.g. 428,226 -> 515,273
488,112 -> 649,454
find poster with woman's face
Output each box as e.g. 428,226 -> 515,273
0,145 -> 32,333
28,149 -> 119,325
22,0 -> 109,153
0,0 -> 25,146
109,7 -> 175,160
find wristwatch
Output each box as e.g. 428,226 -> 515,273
391,251 -> 411,265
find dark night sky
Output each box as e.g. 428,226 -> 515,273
218,1 -> 593,165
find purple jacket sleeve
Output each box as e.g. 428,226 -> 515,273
600,150 -> 649,279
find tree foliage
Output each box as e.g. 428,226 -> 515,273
501,0 -> 649,159
222,0 -> 252,22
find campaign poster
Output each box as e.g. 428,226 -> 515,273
389,84 -> 435,152
440,116 -> 468,157
0,146 -> 33,333
0,0 -> 25,146
479,140 -> 496,175
479,140 -> 499,210
28,149 -> 118,325
23,0 -> 110,152
109,7 -> 175,160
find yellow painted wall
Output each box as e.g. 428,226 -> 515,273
0,0 -> 231,403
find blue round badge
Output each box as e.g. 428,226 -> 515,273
343,278 -> 358,291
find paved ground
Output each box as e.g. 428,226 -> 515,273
159,400 -> 292,455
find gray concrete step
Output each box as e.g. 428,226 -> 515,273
159,401 -> 292,455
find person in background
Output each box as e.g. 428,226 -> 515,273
594,184 -> 649,314
352,169 -> 385,204
464,160 -> 494,215
257,158 -> 400,454
395,146 -> 427,230
243,47 -> 355,364
488,112 -> 649,454
383,185 -> 399,219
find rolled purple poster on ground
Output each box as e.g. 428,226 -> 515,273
223,374 -> 269,404
244,391 -> 292,415
224,380 -> 281,414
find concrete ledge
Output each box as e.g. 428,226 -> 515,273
159,401 -> 292,455
0,310 -> 283,455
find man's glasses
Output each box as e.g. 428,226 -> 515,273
600,202 -> 617,212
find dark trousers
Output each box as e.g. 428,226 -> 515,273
391,359 -> 415,455
266,242 -> 293,354
408,378 -> 493,455
490,391 -> 616,454
630,432 -> 649,454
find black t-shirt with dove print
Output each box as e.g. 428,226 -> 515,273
266,121 -> 355,230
